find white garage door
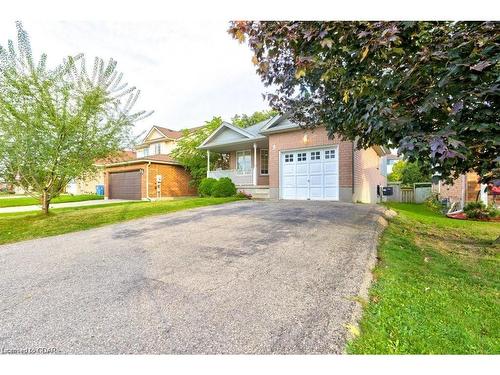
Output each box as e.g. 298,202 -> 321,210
280,146 -> 339,200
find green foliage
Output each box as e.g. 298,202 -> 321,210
231,109 -> 278,128
388,160 -> 431,186
348,203 -> 500,354
230,21 -> 500,183
170,117 -> 223,187
0,22 -> 150,213
424,193 -> 444,213
198,177 -> 217,197
211,177 -> 237,197
463,202 -> 499,219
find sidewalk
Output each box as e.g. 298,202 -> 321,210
0,199 -> 131,213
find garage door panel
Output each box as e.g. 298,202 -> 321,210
309,187 -> 323,199
283,176 -> 296,187
296,187 -> 309,200
324,174 -> 338,186
324,162 -> 337,173
296,175 -> 309,187
309,163 -> 322,174
296,164 -> 308,174
283,164 -> 296,175
280,146 -> 339,201
109,171 -> 141,200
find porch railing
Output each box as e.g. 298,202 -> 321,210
208,169 -> 253,186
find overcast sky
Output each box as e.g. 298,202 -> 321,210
0,20 -> 270,136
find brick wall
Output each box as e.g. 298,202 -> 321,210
104,162 -> 196,199
147,163 -> 196,198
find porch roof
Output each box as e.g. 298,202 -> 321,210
198,120 -> 269,152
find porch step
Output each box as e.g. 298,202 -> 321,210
237,186 -> 270,199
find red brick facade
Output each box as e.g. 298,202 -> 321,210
104,162 -> 196,199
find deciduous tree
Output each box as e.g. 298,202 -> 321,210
0,22 -> 150,213
229,21 -> 499,183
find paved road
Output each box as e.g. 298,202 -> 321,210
0,200 -> 384,354
0,199 -> 130,213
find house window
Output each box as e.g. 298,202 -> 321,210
325,149 -> 336,159
284,153 -> 294,163
260,149 -> 269,175
297,152 -> 307,162
311,151 -> 321,160
143,148 -> 149,157
154,143 -> 161,154
236,150 -> 251,174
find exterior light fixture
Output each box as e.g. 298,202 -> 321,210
303,133 -> 308,144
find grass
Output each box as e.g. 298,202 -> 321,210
0,194 -> 104,208
348,203 -> 500,354
0,196 -> 241,245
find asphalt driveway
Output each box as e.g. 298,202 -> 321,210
0,200 -> 384,354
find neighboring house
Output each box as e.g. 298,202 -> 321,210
432,171 -> 495,207
66,151 -> 136,195
199,114 -> 390,203
103,126 -> 197,200
385,154 -> 402,176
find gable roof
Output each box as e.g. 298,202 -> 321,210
198,121 -> 266,149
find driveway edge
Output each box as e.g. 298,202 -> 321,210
343,207 -> 396,352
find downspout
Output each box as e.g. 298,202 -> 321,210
145,161 -> 152,201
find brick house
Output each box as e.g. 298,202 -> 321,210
432,171 -> 495,207
103,126 -> 196,200
199,114 -> 390,203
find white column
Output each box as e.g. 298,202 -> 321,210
253,143 -> 257,186
207,150 -> 210,178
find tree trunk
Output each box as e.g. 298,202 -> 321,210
41,190 -> 50,214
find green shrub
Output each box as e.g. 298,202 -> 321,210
211,177 -> 237,197
463,201 -> 499,219
424,193 -> 443,212
198,177 -> 217,197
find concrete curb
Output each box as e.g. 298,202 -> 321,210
343,207 -> 397,352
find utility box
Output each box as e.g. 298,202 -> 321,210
382,186 -> 394,196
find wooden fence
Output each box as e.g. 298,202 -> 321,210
385,182 -> 432,203
401,188 -> 415,203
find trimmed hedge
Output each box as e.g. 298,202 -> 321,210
198,177 -> 217,197
211,177 -> 237,197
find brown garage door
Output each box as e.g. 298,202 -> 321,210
109,171 -> 142,200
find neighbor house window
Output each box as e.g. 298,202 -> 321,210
236,150 -> 251,174
260,149 -> 269,175
154,143 -> 161,154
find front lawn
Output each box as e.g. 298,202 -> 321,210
348,203 -> 500,354
0,194 -> 103,208
0,197 -> 241,245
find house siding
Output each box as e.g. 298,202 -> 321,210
352,148 -> 386,204
227,148 -> 270,186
